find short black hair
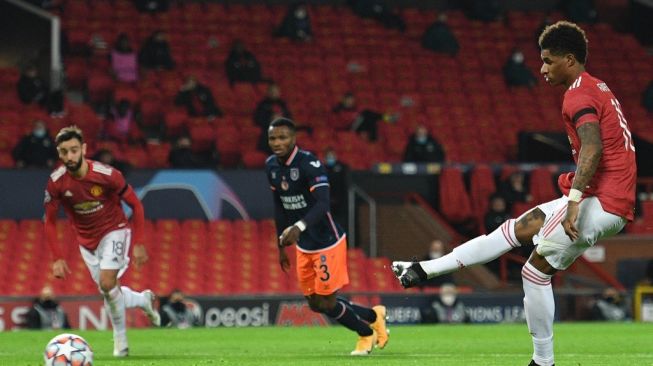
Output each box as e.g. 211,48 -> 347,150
538,21 -> 588,64
269,117 -> 296,132
55,125 -> 84,146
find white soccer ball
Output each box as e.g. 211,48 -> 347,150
44,333 -> 93,366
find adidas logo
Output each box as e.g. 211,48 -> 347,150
64,190 -> 73,197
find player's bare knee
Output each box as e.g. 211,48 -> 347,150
527,251 -> 557,276
514,208 -> 546,245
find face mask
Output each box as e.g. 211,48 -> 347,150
171,301 -> 186,312
429,251 -> 443,259
416,135 -> 427,144
326,155 -> 336,166
441,294 -> 456,306
295,9 -> 306,18
33,128 -> 46,138
42,300 -> 57,309
512,52 -> 524,63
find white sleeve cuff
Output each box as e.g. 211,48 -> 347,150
294,220 -> 307,232
567,189 -> 582,203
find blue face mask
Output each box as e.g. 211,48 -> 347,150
326,156 -> 336,166
416,135 -> 428,144
33,128 -> 46,138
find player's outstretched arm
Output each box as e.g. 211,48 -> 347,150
121,185 -> 148,268
563,122 -> 603,241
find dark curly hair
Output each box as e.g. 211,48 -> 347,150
538,21 -> 588,64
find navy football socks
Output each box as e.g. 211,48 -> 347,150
337,297 -> 377,323
326,301 -> 373,336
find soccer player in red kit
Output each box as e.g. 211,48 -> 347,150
44,126 -> 160,357
393,21 -> 636,366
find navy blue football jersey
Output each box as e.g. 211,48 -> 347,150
266,146 -> 345,251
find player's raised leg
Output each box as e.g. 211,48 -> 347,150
122,287 -> 161,327
393,209 -> 546,287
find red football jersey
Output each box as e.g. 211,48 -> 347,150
45,160 -> 132,250
558,71 -> 637,221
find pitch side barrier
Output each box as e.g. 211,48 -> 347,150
1,290 -> 627,331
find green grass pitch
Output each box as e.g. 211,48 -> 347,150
2,323 -> 652,365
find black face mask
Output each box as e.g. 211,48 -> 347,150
171,301 -> 186,312
41,300 -> 57,309
605,296 -> 618,304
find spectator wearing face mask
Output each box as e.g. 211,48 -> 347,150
421,240 -> 455,287
590,287 -> 630,321
12,120 -> 58,168
403,125 -> 445,163
503,48 -> 537,88
160,289 -> 201,328
26,285 -> 71,329
274,2 -> 313,42
421,283 -> 469,323
323,147 -> 349,224
421,13 -> 459,56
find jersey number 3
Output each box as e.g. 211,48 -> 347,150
611,98 -> 636,152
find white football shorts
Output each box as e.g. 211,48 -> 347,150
523,196 -> 626,270
79,228 -> 131,284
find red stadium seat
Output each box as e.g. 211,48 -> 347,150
470,165 -> 497,232
529,168 -> 558,205
439,167 -> 474,223
241,150 -> 267,168
87,71 -> 115,105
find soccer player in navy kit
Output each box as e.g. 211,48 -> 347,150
265,118 -> 388,355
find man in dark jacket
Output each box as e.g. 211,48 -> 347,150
225,40 -> 263,86
254,83 -> 292,152
17,65 -> 48,106
503,49 -> 537,88
139,31 -> 175,70
26,285 -> 70,330
12,120 -> 57,168
422,14 -> 459,56
403,125 -> 445,163
175,76 -> 222,118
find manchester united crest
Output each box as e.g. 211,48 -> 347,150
90,185 -> 103,197
290,168 -> 299,181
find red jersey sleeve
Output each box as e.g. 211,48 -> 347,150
44,179 -> 63,261
121,185 -> 145,246
563,91 -> 600,128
